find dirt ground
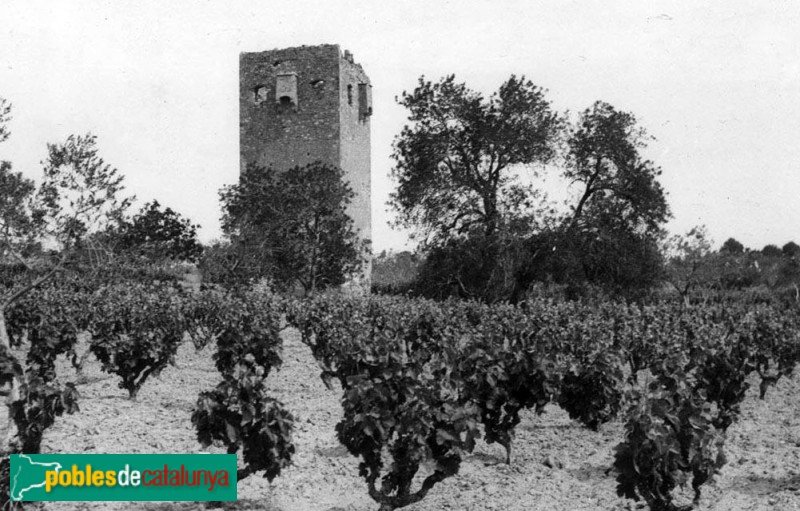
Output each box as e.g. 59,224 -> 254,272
13,328 -> 800,511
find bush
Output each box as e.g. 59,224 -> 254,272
190,288 -> 295,483
90,283 -> 189,399
193,361 -> 294,481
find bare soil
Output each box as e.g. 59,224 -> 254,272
19,328 -> 800,510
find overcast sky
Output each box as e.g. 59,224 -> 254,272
1,1 -> 798,252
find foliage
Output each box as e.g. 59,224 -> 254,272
389,79 -> 674,301
337,369 -> 478,511
716,251 -> 760,290
761,244 -> 782,258
564,101 -> 669,234
6,279 -> 96,378
411,233 -> 514,301
720,238 -> 744,255
0,344 -> 21,388
90,283 -> 188,399
217,161 -> 368,292
371,250 -> 420,295
458,308 -> 562,462
8,375 -> 80,453
112,200 -> 203,263
0,97 -> 206,510
197,240 -> 245,289
37,133 -> 133,251
203,290 -> 282,379
190,288 -> 295,483
783,241 -> 800,258
193,361 -> 294,481
561,218 -> 665,298
615,360 -> 726,511
288,289 -> 800,511
389,74 -> 564,301
288,295 -> 485,508
558,350 -> 625,430
0,273 -> 98,508
0,118 -> 132,315
541,101 -> 670,298
1,373 -> 79,510
0,371 -> 80,509
390,75 -> 561,245
0,165 -> 42,259
663,226 -> 714,304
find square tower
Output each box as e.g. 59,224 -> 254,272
239,45 -> 372,268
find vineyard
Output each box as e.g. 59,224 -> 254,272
2,276 -> 800,511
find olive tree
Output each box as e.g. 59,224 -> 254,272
390,74 -> 562,244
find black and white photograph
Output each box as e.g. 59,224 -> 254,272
1,1 -> 799,510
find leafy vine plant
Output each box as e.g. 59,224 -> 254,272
615,356 -> 726,511
190,289 -> 295,488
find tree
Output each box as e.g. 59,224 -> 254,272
564,101 -> 670,234
217,161 -> 368,293
2,132 -> 132,342
762,244 -> 782,258
664,226 -> 714,305
510,101 -> 671,300
720,238 -> 745,255
113,200 -> 203,263
0,109 -> 132,473
390,75 -> 562,244
389,75 -> 562,301
782,241 -> 800,258
557,102 -> 669,296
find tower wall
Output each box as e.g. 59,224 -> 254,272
240,45 -> 341,173
338,52 -> 372,246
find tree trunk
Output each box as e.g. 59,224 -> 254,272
482,195 -> 499,238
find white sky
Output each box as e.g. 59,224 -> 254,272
1,0 -> 798,252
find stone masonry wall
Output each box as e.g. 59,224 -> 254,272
338,52 -> 372,247
240,45 -> 341,173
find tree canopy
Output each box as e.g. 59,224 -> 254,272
720,238 -> 745,255
0,113 -> 133,313
762,244 -> 782,258
390,75 -> 562,244
112,200 -> 203,263
390,75 -> 673,300
213,162 -> 368,293
564,101 -> 669,234
783,241 -> 800,258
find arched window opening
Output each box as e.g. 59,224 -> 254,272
253,85 -> 268,105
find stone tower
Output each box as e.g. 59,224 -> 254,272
239,44 -> 372,285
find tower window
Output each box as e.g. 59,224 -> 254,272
347,84 -> 353,106
358,83 -> 372,120
253,85 -> 268,105
276,73 -> 298,106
